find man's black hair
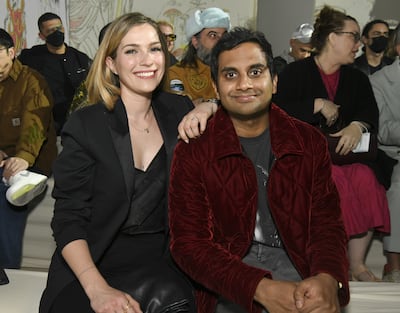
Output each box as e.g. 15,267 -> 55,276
0,28 -> 14,48
210,27 -> 275,84
38,12 -> 62,32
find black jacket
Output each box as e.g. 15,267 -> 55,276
354,53 -> 393,76
19,44 -> 92,134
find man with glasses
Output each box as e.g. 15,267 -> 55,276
158,20 -> 178,66
164,7 -> 230,106
19,12 -> 91,136
354,19 -> 394,75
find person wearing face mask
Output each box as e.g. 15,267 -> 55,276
354,19 -> 394,76
19,12 -> 92,137
164,7 -> 230,106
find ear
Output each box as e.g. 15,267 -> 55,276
396,43 -> 400,57
361,35 -> 369,45
8,47 -> 15,59
191,36 -> 199,49
327,32 -> 338,47
271,73 -> 278,95
105,56 -> 118,75
38,31 -> 46,41
211,80 -> 220,100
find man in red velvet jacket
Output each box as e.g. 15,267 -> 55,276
169,27 -> 349,313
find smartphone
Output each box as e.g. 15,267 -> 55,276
0,268 -> 9,285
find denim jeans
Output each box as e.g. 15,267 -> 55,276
0,167 -> 28,268
215,242 -> 301,313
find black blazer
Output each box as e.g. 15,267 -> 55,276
39,91 -> 194,313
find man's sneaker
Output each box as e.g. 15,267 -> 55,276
5,170 -> 48,206
382,264 -> 400,283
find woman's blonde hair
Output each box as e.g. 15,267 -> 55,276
86,12 -> 168,110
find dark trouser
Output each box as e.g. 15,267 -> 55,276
0,168 -> 28,268
215,243 -> 301,313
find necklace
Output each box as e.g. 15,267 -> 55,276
131,107 -> 154,134
132,124 -> 151,133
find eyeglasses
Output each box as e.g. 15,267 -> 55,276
334,31 -> 361,43
164,34 -> 176,41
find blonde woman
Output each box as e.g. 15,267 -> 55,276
40,12 -> 215,313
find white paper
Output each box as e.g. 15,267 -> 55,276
352,133 -> 370,153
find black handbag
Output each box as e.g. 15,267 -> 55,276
107,259 -> 196,313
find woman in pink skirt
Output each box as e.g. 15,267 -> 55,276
274,5 -> 395,281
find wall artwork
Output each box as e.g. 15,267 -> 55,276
67,0 -> 256,59
68,0 -> 135,58
131,0 -> 257,60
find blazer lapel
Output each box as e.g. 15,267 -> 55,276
107,99 -> 135,199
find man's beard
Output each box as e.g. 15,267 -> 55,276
196,44 -> 212,65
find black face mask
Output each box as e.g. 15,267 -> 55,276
369,36 -> 388,53
46,30 -> 65,47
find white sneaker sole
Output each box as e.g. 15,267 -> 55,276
6,174 -> 47,206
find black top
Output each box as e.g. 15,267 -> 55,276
122,145 -> 167,234
353,53 -> 394,76
18,44 -> 92,134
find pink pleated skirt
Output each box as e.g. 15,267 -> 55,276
331,163 -> 390,237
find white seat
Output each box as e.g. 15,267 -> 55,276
1,269 -> 400,313
22,177 -> 56,269
0,269 -> 47,313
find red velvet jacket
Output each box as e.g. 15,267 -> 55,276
169,104 -> 349,313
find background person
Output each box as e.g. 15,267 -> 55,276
354,19 -> 393,75
68,22 -> 112,114
0,28 -> 56,269
169,27 -> 349,313
164,7 -> 230,105
274,5 -> 394,282
370,23 -> 400,283
19,12 -> 92,135
157,20 -> 178,66
274,23 -> 314,74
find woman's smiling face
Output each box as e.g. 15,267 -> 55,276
106,23 -> 165,97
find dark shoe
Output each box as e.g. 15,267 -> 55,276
382,264 -> 400,283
